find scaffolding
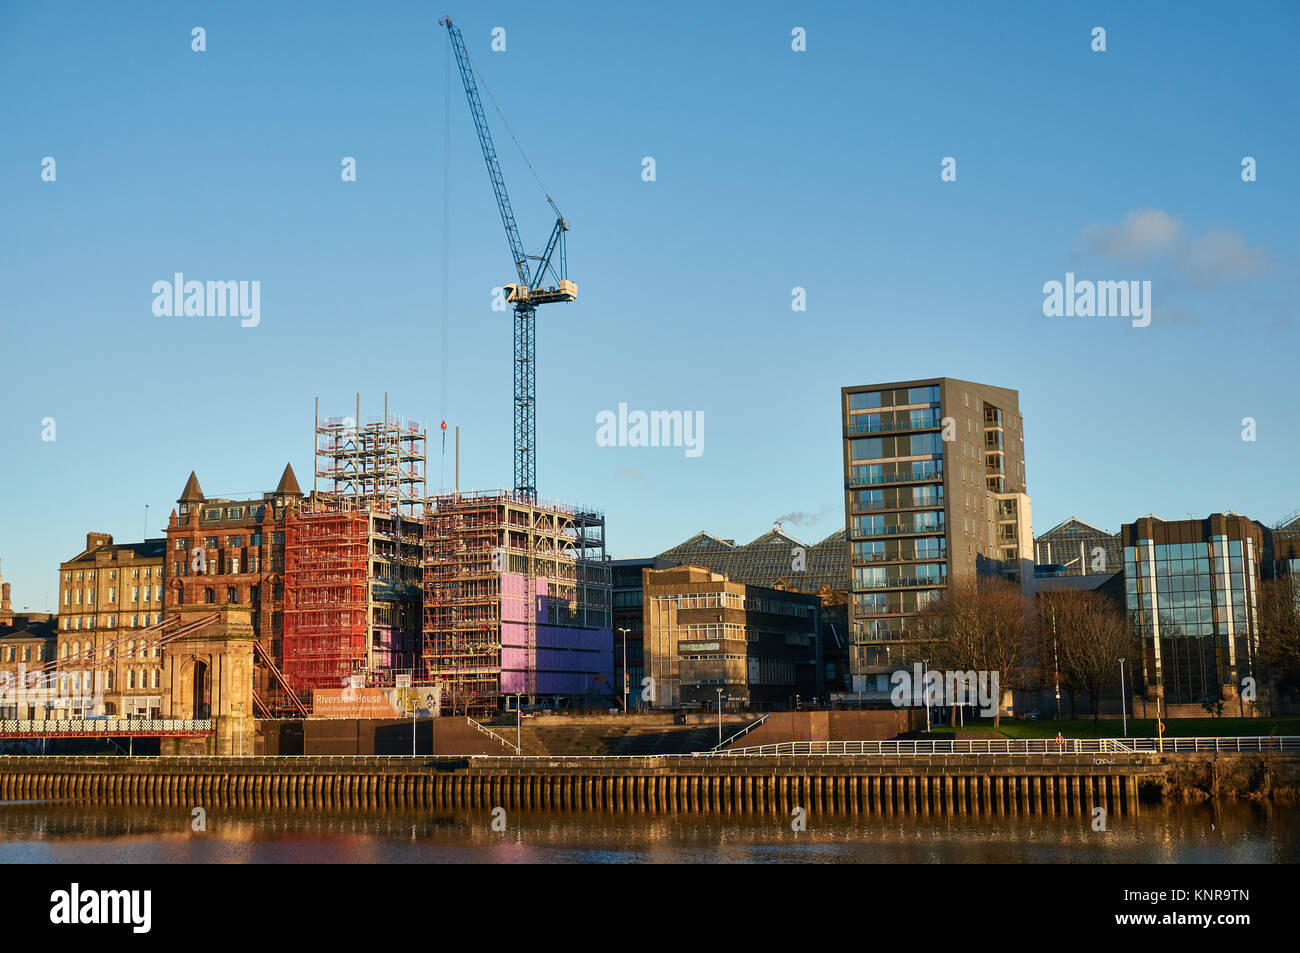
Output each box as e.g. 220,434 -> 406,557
282,500 -> 369,695
314,394 -> 427,518
422,490 -> 610,715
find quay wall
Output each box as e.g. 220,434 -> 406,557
3,751 -> 1296,813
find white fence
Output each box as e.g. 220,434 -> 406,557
695,737 -> 1300,757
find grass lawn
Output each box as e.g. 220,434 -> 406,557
926,718 -> 1300,739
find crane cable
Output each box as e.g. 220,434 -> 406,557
439,38 -> 451,493
461,41 -> 563,221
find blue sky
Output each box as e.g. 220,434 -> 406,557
2,0 -> 1297,611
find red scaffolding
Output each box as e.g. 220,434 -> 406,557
282,502 -> 368,695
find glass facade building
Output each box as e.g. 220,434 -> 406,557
1122,514 -> 1264,708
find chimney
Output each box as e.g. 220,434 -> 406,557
86,532 -> 112,551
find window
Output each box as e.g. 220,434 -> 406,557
227,587 -> 238,604
851,437 -> 883,460
132,586 -> 139,602
225,535 -> 242,547
849,391 -> 882,410
132,569 -> 140,579
63,589 -> 70,606
61,643 -> 69,658
251,533 -> 262,546
108,587 -> 116,604
205,589 -> 215,604
174,538 -> 187,550
204,537 -> 218,549
151,669 -> 160,689
227,507 -> 243,519
105,670 -> 114,691
128,670 -> 136,690
128,641 -> 136,658
272,532 -> 285,545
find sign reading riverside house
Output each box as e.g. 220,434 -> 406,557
312,688 -> 400,718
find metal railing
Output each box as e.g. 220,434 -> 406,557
713,714 -> 769,751
694,737 -> 1300,757
0,718 -> 214,736
466,716 -> 520,754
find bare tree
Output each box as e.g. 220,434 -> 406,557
918,576 -> 1031,727
1258,576 -> 1300,704
1047,589 -> 1138,721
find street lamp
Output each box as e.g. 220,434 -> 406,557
617,627 -> 630,713
1118,658 -> 1127,737
921,659 -> 931,733
1051,606 -> 1062,720
716,688 -> 725,745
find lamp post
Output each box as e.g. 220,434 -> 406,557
1118,658 -> 1127,737
1051,605 -> 1062,721
716,688 -> 725,745
617,627 -> 630,713
921,658 -> 931,733
514,692 -> 522,755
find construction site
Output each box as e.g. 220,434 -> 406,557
281,398 -> 428,696
423,490 -> 612,715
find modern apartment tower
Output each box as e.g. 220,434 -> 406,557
841,378 -> 1032,695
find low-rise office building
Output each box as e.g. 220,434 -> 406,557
643,565 -> 821,710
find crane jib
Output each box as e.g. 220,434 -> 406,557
440,16 -> 575,499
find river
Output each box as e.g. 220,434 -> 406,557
1,799 -> 1296,863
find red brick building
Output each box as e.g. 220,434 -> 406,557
163,466 -> 304,702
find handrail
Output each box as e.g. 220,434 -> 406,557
713,714 -> 769,751
466,716 -> 520,754
695,736 -> 1300,757
0,718 -> 214,736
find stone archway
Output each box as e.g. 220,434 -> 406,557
192,659 -> 211,719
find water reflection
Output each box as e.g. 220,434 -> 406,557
0,799 -> 1295,863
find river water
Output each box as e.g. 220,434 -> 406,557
1,799 -> 1296,863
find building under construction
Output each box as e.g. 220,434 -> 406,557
280,399 -> 427,695
422,490 -> 612,715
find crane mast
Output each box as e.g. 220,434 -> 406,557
440,16 -> 574,500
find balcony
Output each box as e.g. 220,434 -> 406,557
847,468 -> 944,488
845,415 -> 942,437
852,523 -> 945,538
854,576 -> 948,589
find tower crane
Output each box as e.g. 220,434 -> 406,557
440,16 -> 575,501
